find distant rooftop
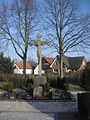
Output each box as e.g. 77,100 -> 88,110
15,62 -> 32,69
43,57 -> 55,65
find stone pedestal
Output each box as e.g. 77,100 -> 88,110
33,76 -> 46,98
33,86 -> 43,98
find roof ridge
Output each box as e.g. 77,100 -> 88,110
66,56 -> 85,58
43,57 -> 55,59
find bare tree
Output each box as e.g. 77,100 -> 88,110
0,0 -> 38,74
43,0 -> 90,79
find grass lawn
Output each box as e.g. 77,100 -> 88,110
68,83 -> 85,91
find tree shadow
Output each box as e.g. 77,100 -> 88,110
26,100 -> 78,120
26,101 -> 57,120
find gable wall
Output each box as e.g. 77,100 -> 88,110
78,59 -> 87,72
50,59 -> 60,73
14,64 -> 33,74
34,65 -> 45,75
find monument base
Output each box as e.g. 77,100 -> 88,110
33,76 -> 46,98
33,86 -> 43,98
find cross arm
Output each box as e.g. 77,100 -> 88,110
28,41 -> 38,46
41,41 -> 51,45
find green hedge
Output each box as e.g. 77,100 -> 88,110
46,74 -> 69,91
0,73 -> 69,91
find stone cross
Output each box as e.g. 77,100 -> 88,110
29,34 -> 50,76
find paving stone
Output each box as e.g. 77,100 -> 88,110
0,112 -> 54,120
0,100 -> 78,120
0,101 -> 77,112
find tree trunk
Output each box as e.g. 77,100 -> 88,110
23,45 -> 28,75
23,58 -> 26,75
60,55 -> 64,79
59,26 -> 64,79
23,54 -> 27,75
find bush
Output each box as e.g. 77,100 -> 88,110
45,69 -> 53,75
65,71 -> 81,84
27,83 -> 33,91
44,82 -> 50,92
46,74 -> 69,91
27,83 -> 33,96
64,83 -> 69,91
81,67 -> 90,90
7,82 -> 14,93
0,54 -> 14,73
0,73 -> 28,89
0,82 -> 8,88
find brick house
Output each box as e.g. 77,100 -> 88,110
67,56 -> 87,72
42,57 -> 55,70
34,57 -> 54,75
42,56 -> 87,74
41,56 -> 69,73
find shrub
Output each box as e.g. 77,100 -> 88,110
81,66 -> 90,91
65,71 -> 81,84
7,82 -> 14,93
44,82 -> 50,92
45,69 -> 53,75
27,83 -> 33,96
27,83 -> 33,91
0,82 -> 8,89
64,83 -> 69,91
0,54 -> 14,73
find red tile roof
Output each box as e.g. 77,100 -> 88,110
15,62 -> 32,69
44,57 -> 55,65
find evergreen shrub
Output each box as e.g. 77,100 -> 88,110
81,66 -> 90,91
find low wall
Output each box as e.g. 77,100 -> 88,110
78,93 -> 90,120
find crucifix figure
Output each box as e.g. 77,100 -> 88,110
29,34 -> 51,76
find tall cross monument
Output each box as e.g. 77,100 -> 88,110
29,34 -> 51,76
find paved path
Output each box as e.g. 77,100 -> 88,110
0,112 -> 55,120
0,101 -> 77,112
0,101 -> 77,120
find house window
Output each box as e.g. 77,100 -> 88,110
55,61 -> 58,65
53,69 -> 58,73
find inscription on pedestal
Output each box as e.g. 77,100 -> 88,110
33,76 -> 46,98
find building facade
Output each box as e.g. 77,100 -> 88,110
14,62 -> 33,74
